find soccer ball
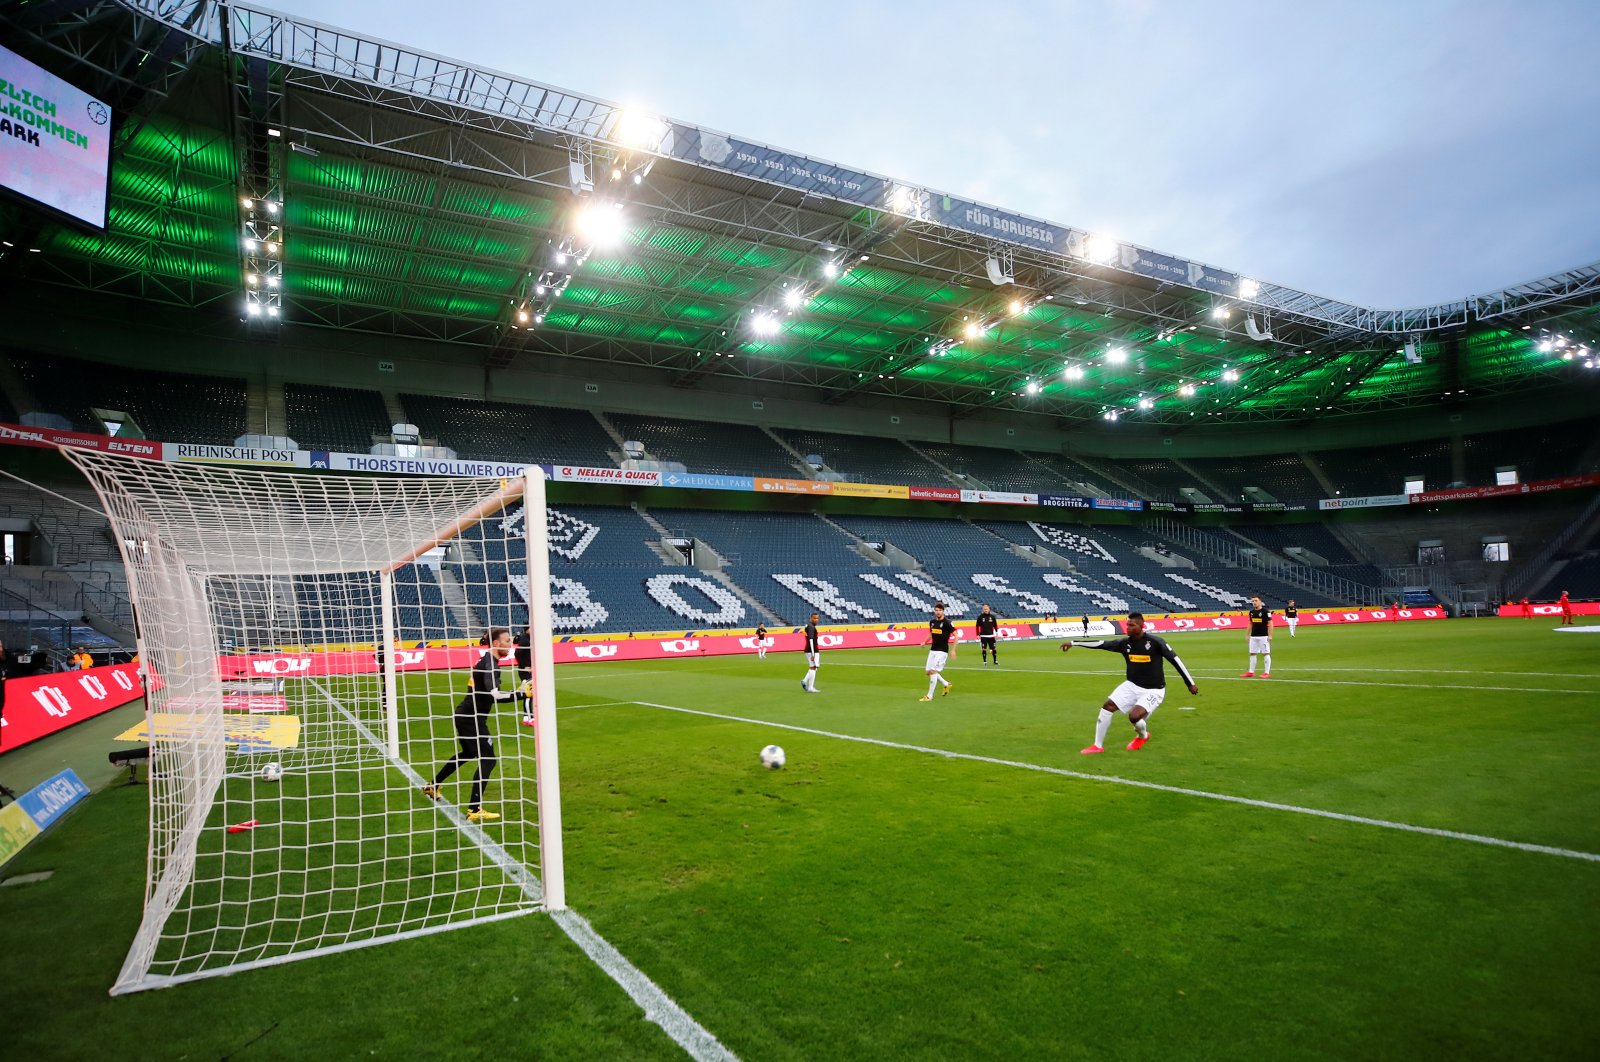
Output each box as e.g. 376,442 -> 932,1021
759,744 -> 786,770
259,761 -> 284,783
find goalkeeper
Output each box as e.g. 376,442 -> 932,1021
422,627 -> 528,823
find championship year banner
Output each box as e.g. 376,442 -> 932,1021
667,122 -> 886,205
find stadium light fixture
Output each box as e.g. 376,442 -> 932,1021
1222,368 -> 1238,382
1026,381 -> 1038,395
267,305 -> 279,317
1086,234 -> 1117,264
751,314 -> 780,337
246,302 -> 260,316
1212,305 -> 1230,320
1537,340 -> 1554,353
783,288 -> 803,309
517,309 -> 529,323
964,321 -> 983,340
1064,364 -> 1084,379
822,260 -> 840,279
612,109 -> 668,151
1180,383 -> 1195,396
1009,298 -> 1026,316
1138,397 -> 1153,410
1106,346 -> 1128,364
574,201 -> 626,248
246,273 -> 259,286
1238,278 -> 1260,299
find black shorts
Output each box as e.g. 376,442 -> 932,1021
980,636 -> 997,648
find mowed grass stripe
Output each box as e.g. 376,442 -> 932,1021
623,698 -> 1600,863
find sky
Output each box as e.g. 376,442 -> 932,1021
266,0 -> 1600,309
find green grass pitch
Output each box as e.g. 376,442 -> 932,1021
3,618 -> 1598,1059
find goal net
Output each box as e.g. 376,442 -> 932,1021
63,451 -> 563,995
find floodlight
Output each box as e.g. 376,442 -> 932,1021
1180,383 -> 1195,396
267,202 -> 279,216
244,239 -> 258,252
267,275 -> 279,289
267,305 -> 279,317
1537,340 -> 1553,353
964,321 -> 982,340
1222,369 -> 1238,382
1137,397 -> 1153,410
751,314 -> 780,336
1238,278 -> 1260,299
1026,381 -> 1038,395
534,313 -> 544,324
1064,364 -> 1083,379
1212,305 -> 1230,319
1106,346 -> 1127,364
784,288 -> 803,309
1086,234 -> 1117,264
822,260 -> 840,279
575,202 -> 626,248
246,274 -> 259,286
246,302 -> 261,316
889,184 -> 917,214
613,109 -> 667,151
241,197 -> 253,209
1009,298 -> 1025,315
517,309 -> 529,323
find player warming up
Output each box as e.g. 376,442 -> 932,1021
1284,600 -> 1299,638
801,613 -> 822,693
975,603 -> 1000,665
1243,594 -> 1272,677
421,627 -> 529,822
1559,591 -> 1574,626
514,624 -> 535,728
1061,612 -> 1197,753
755,622 -> 768,659
920,602 -> 956,701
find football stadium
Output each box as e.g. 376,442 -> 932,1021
1,3 -> 1598,1058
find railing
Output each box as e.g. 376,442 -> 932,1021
1144,517 -> 1382,605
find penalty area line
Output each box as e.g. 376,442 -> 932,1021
628,700 -> 1600,865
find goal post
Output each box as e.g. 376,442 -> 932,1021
61,450 -> 563,995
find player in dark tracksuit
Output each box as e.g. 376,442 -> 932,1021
975,603 -> 1000,665
422,628 -> 527,822
514,625 -> 535,728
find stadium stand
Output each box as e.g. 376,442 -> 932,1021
1114,458 -> 1206,503
1183,453 -> 1326,503
651,508 -> 919,623
911,442 -> 1063,492
1316,437 -> 1455,496
9,351 -> 246,445
400,394 -> 618,466
606,413 -> 801,476
771,428 -> 948,484
284,382 -> 392,454
1462,420 -> 1597,485
1017,453 -> 1118,496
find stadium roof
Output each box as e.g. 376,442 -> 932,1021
3,0 -> 1599,426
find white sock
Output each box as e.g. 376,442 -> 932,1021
927,675 -> 938,697
1248,654 -> 1257,672
1094,709 -> 1114,748
1135,717 -> 1148,737
937,674 -> 949,687
1264,654 -> 1272,673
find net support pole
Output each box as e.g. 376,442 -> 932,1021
524,466 -> 565,911
379,568 -> 400,759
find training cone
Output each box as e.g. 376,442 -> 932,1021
227,819 -> 259,833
